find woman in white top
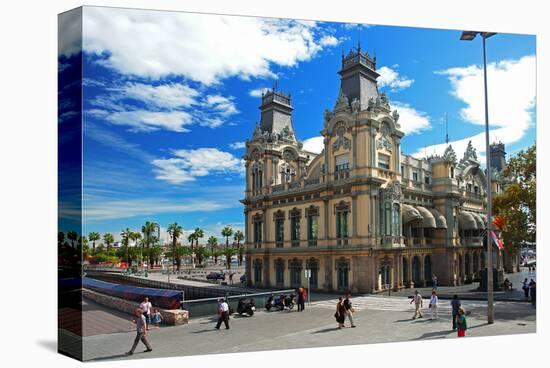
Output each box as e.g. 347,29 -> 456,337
429,290 -> 439,319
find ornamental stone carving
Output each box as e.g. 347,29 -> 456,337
334,88 -> 350,113
443,145 -> 457,165
332,123 -> 351,151
377,135 -> 393,152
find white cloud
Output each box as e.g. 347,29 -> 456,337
229,142 -> 246,150
205,95 -> 239,116
341,23 -> 372,30
121,82 -> 199,109
378,65 -> 414,91
302,136 -> 324,154
83,198 -> 235,222
415,55 -> 536,159
104,110 -> 193,133
152,148 -> 244,184
391,101 -> 431,135
319,35 -> 340,47
82,7 -> 338,85
249,87 -> 269,98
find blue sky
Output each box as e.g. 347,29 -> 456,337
58,7 -> 536,242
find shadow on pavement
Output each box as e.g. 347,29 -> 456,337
87,353 -> 130,361
411,330 -> 455,340
311,327 -> 341,334
191,328 -> 217,334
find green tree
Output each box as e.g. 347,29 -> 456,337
120,228 -> 132,266
493,144 -> 536,259
234,230 -> 245,266
150,245 -> 163,266
195,246 -> 208,266
221,226 -> 233,249
103,233 -> 114,252
212,248 -> 222,265
207,236 -> 218,263
223,247 -> 237,270
141,221 -> 158,268
167,223 -> 183,271
88,232 -> 100,254
67,231 -> 78,248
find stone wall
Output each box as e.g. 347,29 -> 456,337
83,289 -> 189,326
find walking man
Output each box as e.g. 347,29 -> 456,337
522,278 -> 530,300
451,294 -> 461,330
344,293 -> 356,327
139,297 -> 152,329
529,279 -> 536,306
297,287 -> 306,312
410,290 -> 423,319
429,290 -> 439,320
126,309 -> 152,355
215,298 -> 230,330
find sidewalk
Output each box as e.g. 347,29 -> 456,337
390,269 -> 536,302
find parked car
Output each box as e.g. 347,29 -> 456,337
206,271 -> 225,281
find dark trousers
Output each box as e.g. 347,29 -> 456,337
524,287 -> 529,298
452,314 -> 458,329
129,332 -> 152,353
531,289 -> 536,306
298,298 -> 305,311
216,312 -> 229,329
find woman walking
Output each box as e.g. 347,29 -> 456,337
429,290 -> 439,320
335,297 -> 347,329
456,307 -> 467,337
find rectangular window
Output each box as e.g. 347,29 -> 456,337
275,218 -> 284,247
253,221 -> 262,243
308,214 -> 318,246
467,183 -> 472,192
291,215 -> 300,246
378,154 -> 390,170
336,211 -> 348,238
413,171 -> 418,181
401,165 -> 405,177
335,154 -> 350,172
474,186 -> 479,194
424,176 -> 430,185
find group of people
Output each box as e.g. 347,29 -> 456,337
125,296 -> 164,356
522,278 -> 537,305
409,290 -> 467,337
335,293 -> 357,329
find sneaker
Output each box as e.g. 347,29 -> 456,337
125,351 -> 133,356
351,325 -> 357,328
144,349 -> 153,353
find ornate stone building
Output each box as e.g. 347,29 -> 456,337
242,47 -> 504,293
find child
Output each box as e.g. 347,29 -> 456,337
151,308 -> 163,327
457,307 -> 467,337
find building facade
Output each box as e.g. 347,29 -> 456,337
242,47 -> 505,293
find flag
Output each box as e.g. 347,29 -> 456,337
489,230 -> 504,250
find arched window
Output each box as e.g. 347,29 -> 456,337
306,258 -> 319,290
289,258 -> 302,288
336,258 -> 350,291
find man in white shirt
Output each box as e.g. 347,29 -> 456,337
215,298 -> 230,330
139,297 -> 152,329
429,290 -> 439,319
410,290 -> 423,319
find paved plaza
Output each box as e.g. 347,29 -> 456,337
81,293 -> 536,362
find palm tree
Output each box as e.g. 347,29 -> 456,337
167,223 -> 183,272
120,228 -> 132,266
141,221 -> 157,269
234,230 -> 244,266
88,232 -> 100,254
67,231 -> 78,248
221,226 -> 233,249
195,246 -> 208,266
223,247 -> 237,270
103,233 -> 114,252
194,228 -> 205,247
207,236 -> 218,263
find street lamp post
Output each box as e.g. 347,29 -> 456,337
460,30 -> 496,324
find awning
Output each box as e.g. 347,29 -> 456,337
402,204 -> 423,224
428,208 -> 448,229
415,206 -> 437,228
470,212 -> 485,230
458,211 -> 477,230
